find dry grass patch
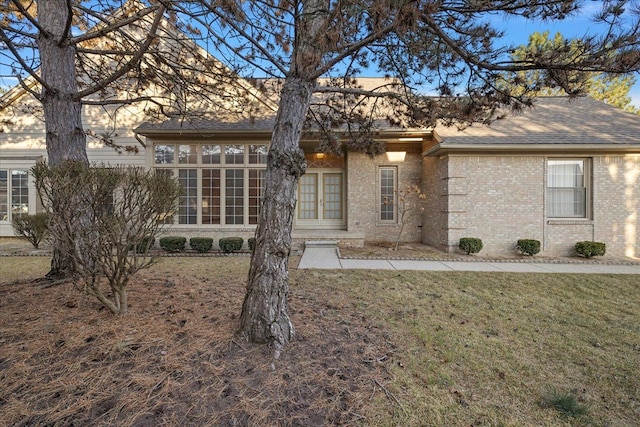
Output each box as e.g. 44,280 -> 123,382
1,256 -> 639,426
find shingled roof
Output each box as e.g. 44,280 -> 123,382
429,96 -> 640,155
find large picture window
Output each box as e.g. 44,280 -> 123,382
154,143 -> 267,226
379,167 -> 397,222
547,159 -> 590,218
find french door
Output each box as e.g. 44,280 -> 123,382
297,170 -> 345,228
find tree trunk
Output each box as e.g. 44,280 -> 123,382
37,1 -> 89,279
238,77 -> 314,347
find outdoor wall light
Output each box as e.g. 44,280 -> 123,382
386,151 -> 406,162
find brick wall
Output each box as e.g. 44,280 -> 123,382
425,154 -> 640,258
346,149 -> 424,244
592,155 -> 640,258
442,155 -> 545,255
421,155 -> 449,251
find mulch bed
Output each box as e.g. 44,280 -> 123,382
0,273 -> 396,426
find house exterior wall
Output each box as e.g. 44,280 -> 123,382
440,155 -> 545,256
420,154 -> 449,251
346,148 -> 423,245
592,155 -> 640,258
426,153 -> 640,258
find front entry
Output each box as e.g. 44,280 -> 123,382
297,170 -> 345,228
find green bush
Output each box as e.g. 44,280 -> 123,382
248,237 -> 256,252
517,239 -> 541,256
159,236 -> 186,253
12,212 -> 50,249
190,237 -> 213,253
575,241 -> 606,258
459,237 -> 483,255
130,236 -> 155,254
219,237 -> 244,253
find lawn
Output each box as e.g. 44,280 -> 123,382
1,256 -> 638,426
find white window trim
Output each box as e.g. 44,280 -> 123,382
545,157 -> 592,220
378,166 -> 398,224
152,142 -> 267,227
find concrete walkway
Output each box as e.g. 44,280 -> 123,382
298,247 -> 640,274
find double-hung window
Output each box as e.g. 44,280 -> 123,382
546,159 -> 590,218
153,143 -> 267,226
0,169 -> 29,222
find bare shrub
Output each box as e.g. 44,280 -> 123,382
385,184 -> 426,251
33,162 -> 180,315
12,213 -> 50,249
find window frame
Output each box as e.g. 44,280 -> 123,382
0,169 -> 30,223
152,142 -> 268,227
378,166 -> 398,223
546,158 -> 591,220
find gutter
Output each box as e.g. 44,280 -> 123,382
425,143 -> 640,156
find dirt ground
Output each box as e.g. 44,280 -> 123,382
0,256 -> 396,426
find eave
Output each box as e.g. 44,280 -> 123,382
425,143 -> 640,157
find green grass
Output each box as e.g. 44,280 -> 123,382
291,269 -> 640,426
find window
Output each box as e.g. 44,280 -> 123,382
547,159 -> 589,218
178,169 -> 197,224
153,143 -> 267,226
0,169 -> 29,222
0,171 -> 7,221
379,167 -> 397,222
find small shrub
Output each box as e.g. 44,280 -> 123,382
130,236 -> 155,254
190,237 -> 213,253
160,236 -> 186,253
517,239 -> 541,256
12,212 -> 50,249
575,241 -> 606,258
248,237 -> 256,252
219,237 -> 244,253
459,237 -> 483,255
541,389 -> 590,418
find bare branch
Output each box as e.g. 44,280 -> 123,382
69,4 -> 162,45
0,27 -> 48,95
58,0 -> 74,47
9,0 -> 46,35
73,4 -> 167,100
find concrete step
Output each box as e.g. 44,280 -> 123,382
304,240 -> 338,249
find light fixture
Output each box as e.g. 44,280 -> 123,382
398,137 -> 423,142
386,151 -> 406,162
316,153 -> 325,159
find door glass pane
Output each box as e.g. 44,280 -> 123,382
298,174 -> 317,219
323,173 -> 342,219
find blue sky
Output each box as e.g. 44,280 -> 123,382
491,1 -> 640,106
2,2 -> 638,106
